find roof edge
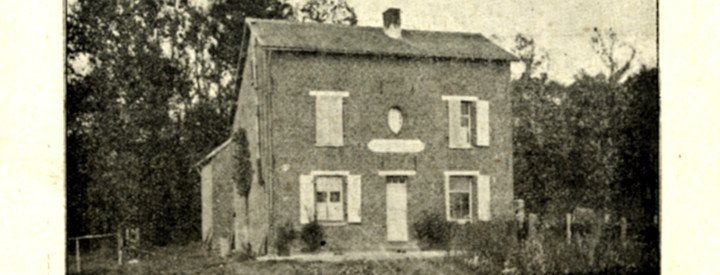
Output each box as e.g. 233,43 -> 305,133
259,45 -> 519,62
194,137 -> 234,169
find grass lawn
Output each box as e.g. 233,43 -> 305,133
67,243 -> 478,274
68,239 -> 657,274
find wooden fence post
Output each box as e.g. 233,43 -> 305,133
75,238 -> 81,273
566,213 -> 572,244
514,199 -> 525,224
528,213 -> 538,239
620,217 -> 628,247
117,230 -> 123,265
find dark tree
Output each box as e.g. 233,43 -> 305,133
617,67 -> 659,222
67,0 -> 362,246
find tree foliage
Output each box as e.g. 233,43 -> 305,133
67,0 -> 196,244
66,0 -> 267,244
616,67 -> 659,222
299,0 -> 358,25
514,34 -> 550,81
511,33 -> 658,221
268,0 -> 358,25
590,27 -> 637,84
67,0 -> 359,245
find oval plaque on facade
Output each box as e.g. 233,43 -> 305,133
388,107 -> 403,134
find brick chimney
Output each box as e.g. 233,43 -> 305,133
383,8 -> 401,39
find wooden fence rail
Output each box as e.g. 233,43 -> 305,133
68,233 -> 115,241
68,231 -> 122,273
524,212 -> 631,245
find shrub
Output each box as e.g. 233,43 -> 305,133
457,221 -> 519,268
519,237 -> 547,274
300,219 -> 324,252
435,221 -> 522,273
412,211 -> 453,250
541,237 -> 583,273
232,129 -> 252,198
229,242 -> 255,262
275,221 -> 297,256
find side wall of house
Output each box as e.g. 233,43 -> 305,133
210,143 -> 235,256
267,52 -> 514,252
201,164 -> 213,242
230,34 -> 270,255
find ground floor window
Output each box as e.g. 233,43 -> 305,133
448,175 -> 473,221
315,176 -> 345,222
300,172 -> 362,224
444,171 -> 492,222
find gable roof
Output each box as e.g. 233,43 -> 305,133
246,19 -> 518,61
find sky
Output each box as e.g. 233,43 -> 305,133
346,0 -> 657,83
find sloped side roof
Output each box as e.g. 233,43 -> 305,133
246,19 -> 517,61
195,138 -> 233,168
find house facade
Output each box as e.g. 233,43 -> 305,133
198,9 -> 517,256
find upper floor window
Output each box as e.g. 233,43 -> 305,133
309,91 -> 349,147
442,96 -> 490,148
460,101 -> 473,144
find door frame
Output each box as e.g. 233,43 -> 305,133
380,170 -> 416,242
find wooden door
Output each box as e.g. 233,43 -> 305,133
386,176 -> 408,241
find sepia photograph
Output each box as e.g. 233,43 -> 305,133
64,0 -> 659,273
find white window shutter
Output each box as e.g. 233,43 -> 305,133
475,100 -> 490,146
444,175 -> 451,221
315,96 -> 331,146
447,100 -> 463,148
315,96 -> 344,146
299,175 -> 314,224
328,96 -> 344,146
347,175 -> 362,223
477,175 -> 491,221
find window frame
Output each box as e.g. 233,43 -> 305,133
311,171 -> 350,224
387,106 -> 404,135
386,175 -> 408,184
379,171 -> 416,185
444,171 -> 480,223
441,95 -> 479,149
459,100 -> 474,145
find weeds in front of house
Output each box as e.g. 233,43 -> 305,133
66,242 -> 230,274
229,242 -> 256,262
413,211 -> 453,250
448,221 -> 522,274
275,221 -> 298,256
412,211 -> 659,274
300,219 -> 325,252
70,214 -> 657,274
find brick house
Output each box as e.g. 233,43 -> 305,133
198,8 -> 517,256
